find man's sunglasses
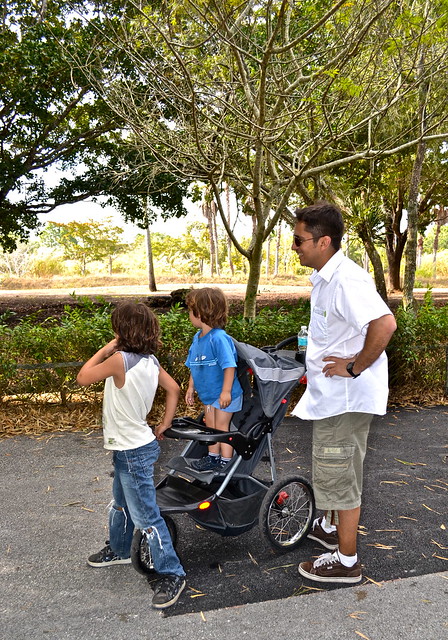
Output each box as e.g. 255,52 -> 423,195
293,234 -> 322,247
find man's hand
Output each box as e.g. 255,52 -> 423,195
322,356 -> 353,378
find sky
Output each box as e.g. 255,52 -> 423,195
37,199 -> 198,241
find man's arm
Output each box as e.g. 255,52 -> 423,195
322,313 -> 397,378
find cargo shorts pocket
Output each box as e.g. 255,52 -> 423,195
312,443 -> 355,500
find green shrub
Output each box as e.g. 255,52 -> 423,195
388,290 -> 448,392
1,294 -> 447,404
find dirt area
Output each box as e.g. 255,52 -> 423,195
0,283 -> 448,325
0,284 -> 306,325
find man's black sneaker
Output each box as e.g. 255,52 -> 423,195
87,542 -> 131,567
151,575 -> 186,609
307,516 -> 339,550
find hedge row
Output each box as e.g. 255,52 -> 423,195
1,293 -> 447,404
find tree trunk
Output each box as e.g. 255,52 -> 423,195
416,235 -> 423,268
432,206 -> 446,278
146,225 -> 157,292
243,240 -> 264,319
265,235 -> 270,276
225,183 -> 234,276
403,44 -> 429,309
202,199 -> 218,277
360,234 -> 388,303
274,222 -> 281,276
403,141 -> 425,307
212,201 -> 220,276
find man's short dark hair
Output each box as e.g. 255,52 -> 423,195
294,201 -> 344,251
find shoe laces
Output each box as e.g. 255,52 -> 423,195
154,575 -> 180,597
313,551 -> 339,568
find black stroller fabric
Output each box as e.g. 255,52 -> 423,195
231,339 -> 304,418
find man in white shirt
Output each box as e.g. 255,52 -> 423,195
291,201 -> 397,583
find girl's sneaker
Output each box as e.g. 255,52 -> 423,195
152,575 -> 186,609
87,542 -> 131,567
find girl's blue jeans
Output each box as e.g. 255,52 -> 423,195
109,440 -> 185,577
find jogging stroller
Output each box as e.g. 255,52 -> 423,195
131,336 -> 315,575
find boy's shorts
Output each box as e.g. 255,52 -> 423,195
312,412 -> 373,512
208,394 -> 243,413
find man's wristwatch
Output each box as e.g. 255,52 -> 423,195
346,361 -> 360,379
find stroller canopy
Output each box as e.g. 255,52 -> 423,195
232,339 -> 305,418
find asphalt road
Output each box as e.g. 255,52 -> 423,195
0,406 -> 447,638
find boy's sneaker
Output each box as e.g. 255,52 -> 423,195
87,542 -> 131,567
307,517 -> 339,550
190,454 -> 221,471
151,574 -> 186,609
299,551 -> 362,584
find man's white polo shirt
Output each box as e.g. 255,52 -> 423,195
292,250 -> 393,421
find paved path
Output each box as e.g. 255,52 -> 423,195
1,407 -> 447,639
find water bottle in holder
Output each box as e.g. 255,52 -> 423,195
297,326 -> 308,352
297,325 -> 308,364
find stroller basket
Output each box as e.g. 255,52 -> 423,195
156,474 -> 268,536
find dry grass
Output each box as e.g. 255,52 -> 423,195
2,381 -> 445,441
0,273 -> 308,291
0,394 -> 199,439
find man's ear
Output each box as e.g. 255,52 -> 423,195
320,235 -> 333,250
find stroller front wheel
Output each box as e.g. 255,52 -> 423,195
260,475 -> 314,552
130,514 -> 178,575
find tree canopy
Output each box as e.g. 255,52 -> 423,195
0,0 -> 190,252
77,0 -> 448,315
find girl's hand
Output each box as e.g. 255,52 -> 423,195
219,390 -> 231,409
155,423 -> 170,440
185,388 -> 195,406
102,338 -> 119,359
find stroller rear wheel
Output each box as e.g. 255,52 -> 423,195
130,515 -> 178,575
260,475 -> 314,552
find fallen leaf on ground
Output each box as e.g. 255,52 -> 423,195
395,458 -> 426,466
367,543 -> 397,549
365,576 -> 383,587
422,504 -> 442,514
248,552 -> 258,565
431,539 -> 448,550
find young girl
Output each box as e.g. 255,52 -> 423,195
76,301 -> 186,610
184,287 -> 243,471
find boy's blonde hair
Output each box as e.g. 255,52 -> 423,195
185,287 -> 228,328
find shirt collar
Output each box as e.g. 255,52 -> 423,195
310,249 -> 345,284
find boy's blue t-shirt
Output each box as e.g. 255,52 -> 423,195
185,328 -> 243,405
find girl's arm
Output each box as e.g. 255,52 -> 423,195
155,366 -> 180,439
219,367 -> 235,409
76,339 -> 125,388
